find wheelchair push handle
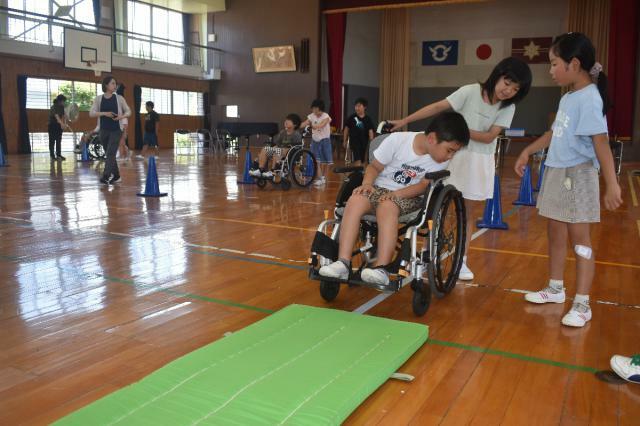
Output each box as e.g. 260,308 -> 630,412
376,121 -> 394,135
334,166 -> 364,174
424,170 -> 450,181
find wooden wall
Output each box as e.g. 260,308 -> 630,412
0,54 -> 209,154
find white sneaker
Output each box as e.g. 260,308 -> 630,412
261,171 -> 274,178
361,267 -> 390,286
525,286 -> 566,304
458,261 -> 474,281
610,355 -> 640,384
561,302 -> 592,327
313,177 -> 325,186
319,261 -> 349,280
248,169 -> 262,177
135,155 -> 144,159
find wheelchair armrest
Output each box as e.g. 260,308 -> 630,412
424,170 -> 450,181
334,166 -> 364,174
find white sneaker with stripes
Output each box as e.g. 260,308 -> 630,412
561,302 -> 592,327
524,286 -> 566,304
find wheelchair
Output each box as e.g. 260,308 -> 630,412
308,134 -> 467,316
254,129 -> 318,190
75,133 -> 107,160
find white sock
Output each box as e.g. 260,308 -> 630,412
549,279 -> 564,293
463,255 -> 468,264
574,293 -> 590,307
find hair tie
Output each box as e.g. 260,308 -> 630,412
589,62 -> 603,80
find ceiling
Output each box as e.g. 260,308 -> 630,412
140,0 -> 226,14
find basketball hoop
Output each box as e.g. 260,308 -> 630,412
85,60 -> 103,77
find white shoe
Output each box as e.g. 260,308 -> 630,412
610,355 -> 640,384
319,261 -> 349,280
313,177 -> 325,186
525,286 -> 566,304
136,155 -> 144,159
248,169 -> 262,177
458,261 -> 474,281
261,171 -> 274,178
561,302 -> 592,327
361,267 -> 390,286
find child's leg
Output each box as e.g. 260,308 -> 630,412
257,148 -> 268,169
463,199 -> 480,254
567,223 -> 594,295
338,194 -> 373,261
548,218 -> 569,281
373,200 -> 400,266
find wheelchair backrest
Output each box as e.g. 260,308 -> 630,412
368,133 -> 391,163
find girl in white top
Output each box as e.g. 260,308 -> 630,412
390,57 -> 532,281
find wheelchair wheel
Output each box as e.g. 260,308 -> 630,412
320,281 -> 340,302
88,136 -> 105,159
427,184 -> 466,298
290,149 -> 317,187
256,178 -> 267,189
411,279 -> 431,316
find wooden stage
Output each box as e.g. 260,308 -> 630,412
0,151 -> 638,425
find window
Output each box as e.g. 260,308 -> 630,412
26,78 -> 100,111
7,0 -> 96,47
127,0 -> 184,64
140,87 -> 204,116
226,106 -> 239,118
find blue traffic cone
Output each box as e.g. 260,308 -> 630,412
78,143 -> 91,162
304,152 -> 314,177
534,158 -> 546,192
137,156 -> 167,197
237,148 -> 254,184
513,165 -> 536,206
477,174 -> 508,230
0,147 -> 8,167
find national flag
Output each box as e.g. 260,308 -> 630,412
464,39 -> 504,65
422,40 -> 458,66
511,37 -> 553,64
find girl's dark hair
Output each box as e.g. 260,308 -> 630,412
310,99 -> 325,111
54,94 -> 67,104
101,76 -> 116,92
146,101 -> 155,108
285,113 -> 301,129
481,57 -> 532,109
354,97 -> 368,108
426,111 -> 470,147
551,32 -> 609,115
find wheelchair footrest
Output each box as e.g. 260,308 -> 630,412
310,232 -> 339,262
309,267 -> 402,293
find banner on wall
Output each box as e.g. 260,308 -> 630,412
511,37 -> 552,64
464,39 -> 504,65
422,40 -> 458,66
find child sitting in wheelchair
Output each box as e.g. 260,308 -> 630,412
249,114 -> 302,178
319,111 -> 469,286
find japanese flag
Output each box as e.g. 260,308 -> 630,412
464,39 -> 505,65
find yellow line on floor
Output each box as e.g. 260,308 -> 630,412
469,246 -> 640,270
629,171 -> 639,207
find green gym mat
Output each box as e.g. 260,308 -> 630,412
55,304 -> 428,425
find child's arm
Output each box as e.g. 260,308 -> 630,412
469,126 -> 505,144
342,126 -> 349,148
353,160 -> 384,195
368,129 -> 374,141
313,117 -> 330,130
389,99 -> 451,131
514,131 -> 553,177
381,179 -> 429,201
592,133 -> 623,210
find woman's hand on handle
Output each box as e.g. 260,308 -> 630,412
388,119 -> 406,132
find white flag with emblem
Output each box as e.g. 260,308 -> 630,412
464,39 -> 505,65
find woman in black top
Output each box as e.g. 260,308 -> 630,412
48,94 -> 68,160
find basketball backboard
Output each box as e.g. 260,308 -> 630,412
64,27 -> 112,76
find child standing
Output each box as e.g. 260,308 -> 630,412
319,112 -> 469,286
137,101 -> 160,159
343,97 -> 375,166
300,99 -> 332,187
391,57 -> 532,280
515,32 -> 622,327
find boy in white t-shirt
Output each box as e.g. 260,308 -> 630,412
300,99 -> 332,186
320,112 -> 470,286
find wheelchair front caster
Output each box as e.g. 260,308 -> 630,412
411,279 -> 431,316
320,281 -> 340,302
280,178 -> 291,191
256,178 -> 267,189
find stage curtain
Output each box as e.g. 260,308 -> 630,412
379,8 -> 409,123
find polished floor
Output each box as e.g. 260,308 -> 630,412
0,150 -> 638,425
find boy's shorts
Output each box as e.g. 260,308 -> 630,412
311,138 -> 333,164
143,132 -> 158,147
364,186 -> 423,216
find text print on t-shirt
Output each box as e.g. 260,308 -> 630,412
394,163 -> 426,186
552,110 -> 570,138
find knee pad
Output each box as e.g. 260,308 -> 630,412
574,245 -> 592,260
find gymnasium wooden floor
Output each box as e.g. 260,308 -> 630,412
0,149 -> 638,425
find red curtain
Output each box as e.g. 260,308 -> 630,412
607,0 -> 638,137
326,13 -> 346,130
